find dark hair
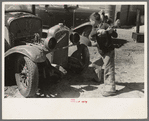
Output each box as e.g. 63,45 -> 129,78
90,12 -> 101,21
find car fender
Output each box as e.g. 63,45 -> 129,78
5,45 -> 46,63
72,22 -> 92,32
73,22 -> 92,46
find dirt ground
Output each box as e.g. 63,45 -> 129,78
4,27 -> 145,98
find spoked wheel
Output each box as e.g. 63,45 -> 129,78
15,55 -> 39,98
68,44 -> 90,74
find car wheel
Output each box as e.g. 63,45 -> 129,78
15,55 -> 39,98
68,44 -> 90,74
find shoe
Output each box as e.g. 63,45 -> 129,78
102,90 -> 117,97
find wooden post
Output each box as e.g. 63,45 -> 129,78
32,5 -> 35,15
132,9 -> 144,43
136,9 -> 140,33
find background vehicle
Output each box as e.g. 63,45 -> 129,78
35,5 -> 99,29
4,5 -> 90,98
35,4 -> 144,46
35,4 -> 100,46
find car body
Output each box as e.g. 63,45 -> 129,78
35,4 -> 101,46
35,4 -> 99,29
4,4 -> 90,98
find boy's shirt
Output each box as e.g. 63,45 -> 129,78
89,23 -> 114,55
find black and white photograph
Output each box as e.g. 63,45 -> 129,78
2,1 -> 147,119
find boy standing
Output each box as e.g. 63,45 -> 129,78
89,12 -> 117,97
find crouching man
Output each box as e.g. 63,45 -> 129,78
89,12 -> 118,97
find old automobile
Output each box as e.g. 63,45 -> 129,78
35,4 -> 100,46
36,4 -> 116,46
5,5 -> 89,98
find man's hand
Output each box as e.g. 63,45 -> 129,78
97,27 -> 114,35
97,29 -> 105,35
97,29 -> 107,37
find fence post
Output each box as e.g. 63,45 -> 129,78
136,9 -> 140,33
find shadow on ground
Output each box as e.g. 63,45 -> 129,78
34,66 -> 144,98
91,38 -> 128,49
34,67 -> 102,98
112,38 -> 128,48
117,25 -> 135,29
35,80 -> 144,98
115,82 -> 144,96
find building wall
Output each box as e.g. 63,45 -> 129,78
115,5 -> 121,21
119,5 -> 144,26
80,5 -> 144,26
119,5 -> 130,25
80,5 -> 116,22
128,5 -> 144,25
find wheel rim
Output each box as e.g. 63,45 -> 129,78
18,59 -> 29,88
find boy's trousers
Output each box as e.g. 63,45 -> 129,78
101,50 -> 116,92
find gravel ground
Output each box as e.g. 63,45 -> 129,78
4,27 -> 145,98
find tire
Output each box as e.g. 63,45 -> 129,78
5,57 -> 16,86
15,55 -> 39,97
68,44 -> 90,74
